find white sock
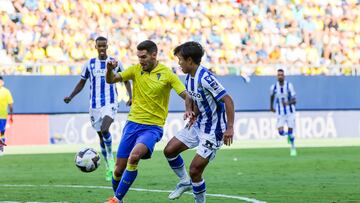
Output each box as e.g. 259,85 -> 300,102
103,133 -> 114,160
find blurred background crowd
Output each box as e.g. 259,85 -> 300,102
0,0 -> 359,75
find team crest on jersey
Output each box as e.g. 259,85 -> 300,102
204,75 -> 219,90
157,73 -> 161,80
204,75 -> 214,83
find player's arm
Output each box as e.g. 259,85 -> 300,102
169,73 -> 197,126
202,74 -> 234,145
221,94 -> 235,146
7,91 -> 14,122
180,91 -> 198,128
124,81 -> 132,106
270,84 -> 276,112
286,97 -> 296,105
116,62 -> 132,106
106,60 -> 123,83
270,93 -> 275,112
64,79 -> 86,103
8,103 -> 13,123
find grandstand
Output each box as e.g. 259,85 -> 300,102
0,0 -> 359,75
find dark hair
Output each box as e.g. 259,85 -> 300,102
137,40 -> 158,53
174,41 -> 204,65
95,36 -> 107,43
277,69 -> 284,73
0,76 -> 3,80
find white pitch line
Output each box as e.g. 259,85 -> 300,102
0,184 -> 266,203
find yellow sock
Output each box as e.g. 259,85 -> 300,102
113,172 -> 121,181
126,163 -> 138,171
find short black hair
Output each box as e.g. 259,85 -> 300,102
95,36 -> 107,43
137,40 -> 158,53
174,41 -> 204,65
277,69 -> 284,73
0,76 -> 3,80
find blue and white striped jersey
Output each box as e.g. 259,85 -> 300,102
80,57 -> 123,109
270,81 -> 296,115
186,65 -> 227,141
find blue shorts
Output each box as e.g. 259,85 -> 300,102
117,121 -> 163,159
0,119 -> 6,133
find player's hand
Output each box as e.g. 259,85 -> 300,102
270,107 -> 275,113
64,96 -> 72,103
126,98 -> 132,106
282,101 -> 288,106
223,127 -> 234,146
183,110 -> 196,129
107,60 -> 118,70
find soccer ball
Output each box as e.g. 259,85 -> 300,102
74,148 -> 100,173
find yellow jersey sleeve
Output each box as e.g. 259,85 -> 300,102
169,72 -> 186,95
119,65 -> 136,81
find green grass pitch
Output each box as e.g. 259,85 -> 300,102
0,147 -> 359,203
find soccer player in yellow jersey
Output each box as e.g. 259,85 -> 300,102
0,76 -> 14,154
105,40 -> 191,203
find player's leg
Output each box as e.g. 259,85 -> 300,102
97,131 -> 108,165
114,143 -> 148,201
164,137 -> 190,183
111,121 -> 138,195
0,119 -> 8,154
287,114 -> 297,156
112,157 -> 127,192
113,123 -> 163,201
277,116 -> 286,137
101,115 -> 115,180
0,132 -> 5,154
90,109 -> 110,180
190,133 -> 219,203
189,154 -> 210,203
164,127 -> 198,200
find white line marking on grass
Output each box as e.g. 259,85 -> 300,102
0,184 -> 266,203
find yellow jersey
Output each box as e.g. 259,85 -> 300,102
119,63 -> 185,127
0,87 -> 13,119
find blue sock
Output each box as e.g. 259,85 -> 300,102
103,132 -> 113,159
192,179 -> 206,202
115,164 -> 138,200
167,155 -> 189,183
279,130 -> 285,136
112,174 -> 121,193
100,141 -> 107,163
167,155 -> 184,169
288,129 -> 295,144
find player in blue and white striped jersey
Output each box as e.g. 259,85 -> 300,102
64,36 -> 132,180
270,69 -> 297,156
164,41 -> 235,203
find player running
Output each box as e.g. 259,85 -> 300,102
164,41 -> 235,203
105,40 -> 191,203
64,36 -> 132,180
270,69 -> 297,156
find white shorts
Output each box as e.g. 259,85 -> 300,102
277,113 -> 295,129
175,126 -> 223,161
89,104 -> 117,132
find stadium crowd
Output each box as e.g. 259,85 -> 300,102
0,0 -> 359,75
